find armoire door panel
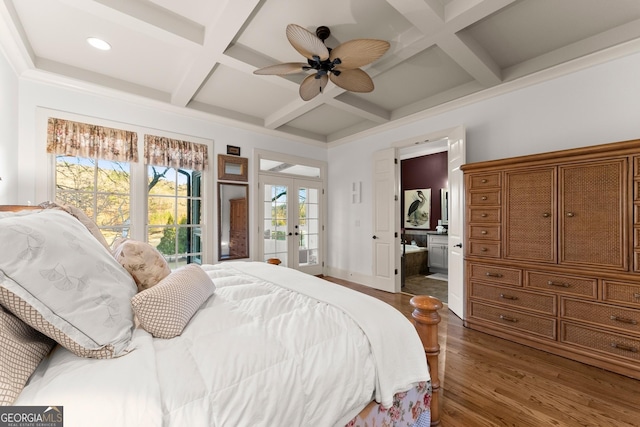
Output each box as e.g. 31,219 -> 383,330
504,167 -> 556,262
559,159 -> 627,270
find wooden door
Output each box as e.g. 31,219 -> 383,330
229,197 -> 248,257
559,159 -> 627,270
504,167 -> 556,263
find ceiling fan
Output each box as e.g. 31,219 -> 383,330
254,24 -> 390,101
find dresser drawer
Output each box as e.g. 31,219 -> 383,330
468,207 -> 501,223
561,322 -> 640,363
468,225 -> 500,240
469,190 -> 501,206
561,298 -> 640,335
603,280 -> 640,308
468,241 -> 501,258
525,271 -> 597,298
469,302 -> 556,339
470,282 -> 556,315
468,263 -> 522,286
468,173 -> 501,189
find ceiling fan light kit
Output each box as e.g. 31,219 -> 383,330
254,24 -> 390,101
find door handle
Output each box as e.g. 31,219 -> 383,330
454,243 -> 462,248
372,235 -> 378,239
288,232 -> 293,236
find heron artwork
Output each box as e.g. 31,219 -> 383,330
405,189 -> 430,228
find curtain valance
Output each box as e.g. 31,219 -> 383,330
144,135 -> 209,171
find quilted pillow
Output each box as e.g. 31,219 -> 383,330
0,209 -> 137,358
131,264 -> 215,339
112,239 -> 171,291
0,306 -> 55,406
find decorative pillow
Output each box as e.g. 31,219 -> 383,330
0,209 -> 137,358
0,306 -> 55,406
39,201 -> 111,252
131,264 -> 215,339
112,239 -> 171,291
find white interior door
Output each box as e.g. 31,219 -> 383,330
447,126 -> 466,318
372,148 -> 400,292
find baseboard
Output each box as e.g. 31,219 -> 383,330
324,266 -> 391,291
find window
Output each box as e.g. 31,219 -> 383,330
54,156 -> 131,247
147,166 -> 202,268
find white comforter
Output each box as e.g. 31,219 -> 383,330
16,262 -> 429,427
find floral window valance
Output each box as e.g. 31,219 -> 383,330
144,135 -> 209,171
46,118 -> 138,162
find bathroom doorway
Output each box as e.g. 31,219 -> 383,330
399,139 -> 449,303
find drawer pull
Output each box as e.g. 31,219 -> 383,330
485,272 -> 503,278
542,213 -> 550,218
481,179 -> 488,183
634,293 -> 640,299
610,342 -> 638,353
481,230 -> 488,235
547,280 -> 570,288
566,212 -> 575,217
481,196 -> 488,201
499,314 -> 518,323
480,247 -> 488,252
610,315 -> 638,325
499,293 -> 518,300
481,213 -> 488,218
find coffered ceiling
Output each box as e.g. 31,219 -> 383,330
2,0 -> 640,145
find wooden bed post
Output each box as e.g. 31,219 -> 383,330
410,295 -> 443,427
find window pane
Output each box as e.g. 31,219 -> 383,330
176,169 -> 194,197
149,226 -> 174,255
148,197 -> 176,225
96,159 -> 130,192
56,190 -> 94,217
148,166 -> 176,196
96,194 -> 129,227
56,156 -> 95,192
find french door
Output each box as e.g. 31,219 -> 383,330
259,175 -> 323,275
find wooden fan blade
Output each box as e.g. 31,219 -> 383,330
253,63 -> 308,75
329,39 -> 390,69
330,68 -> 374,93
286,24 -> 329,61
299,74 -> 328,101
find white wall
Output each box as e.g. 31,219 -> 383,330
0,49 -> 19,203
327,51 -> 640,283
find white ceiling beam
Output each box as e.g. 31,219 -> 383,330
436,32 -> 502,86
384,0 -> 445,34
327,94 -> 390,124
170,0 -> 262,107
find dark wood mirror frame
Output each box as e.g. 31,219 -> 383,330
218,154 -> 248,182
218,182 -> 249,260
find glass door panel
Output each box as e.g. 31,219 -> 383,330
261,178 -> 290,267
295,179 -> 322,275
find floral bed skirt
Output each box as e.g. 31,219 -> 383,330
345,381 -> 431,427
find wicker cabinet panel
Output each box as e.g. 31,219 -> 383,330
561,322 -> 640,363
468,207 -> 500,223
470,282 -> 556,315
469,302 -> 556,339
468,241 -> 500,258
468,263 -> 522,286
469,225 -> 500,240
559,159 -> 627,270
603,280 -> 640,308
561,298 -> 640,335
469,173 -> 500,189
525,271 -> 597,298
469,190 -> 501,206
504,167 -> 556,263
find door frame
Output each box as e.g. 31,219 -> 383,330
253,149 -> 327,275
391,125 -> 466,319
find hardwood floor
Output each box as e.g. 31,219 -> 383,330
324,277 -> 640,427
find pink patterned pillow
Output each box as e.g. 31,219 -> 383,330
131,264 -> 215,339
112,239 -> 171,292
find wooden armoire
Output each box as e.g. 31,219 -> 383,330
462,139 -> 640,379
228,197 -> 248,258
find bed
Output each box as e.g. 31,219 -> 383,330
0,204 -> 442,426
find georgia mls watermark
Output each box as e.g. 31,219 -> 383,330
0,406 -> 63,427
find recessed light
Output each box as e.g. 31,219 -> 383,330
87,37 -> 111,51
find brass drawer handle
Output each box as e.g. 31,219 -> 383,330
499,314 -> 518,322
481,213 -> 488,218
634,293 -> 640,299
566,212 -> 575,217
480,247 -> 488,252
481,179 -> 488,183
542,213 -> 550,218
481,196 -> 488,201
610,342 -> 638,353
481,230 -> 488,235
485,272 -> 503,278
547,280 -> 570,288
500,293 -> 518,300
610,315 -> 638,325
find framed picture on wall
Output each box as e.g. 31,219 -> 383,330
404,188 -> 431,229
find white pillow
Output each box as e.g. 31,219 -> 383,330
0,209 -> 137,358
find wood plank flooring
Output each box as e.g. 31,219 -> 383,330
324,276 -> 640,427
